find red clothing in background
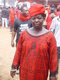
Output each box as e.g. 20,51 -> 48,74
20,13 -> 31,21
46,14 -> 52,30
13,31 -> 57,80
9,8 -> 15,27
15,8 -> 20,18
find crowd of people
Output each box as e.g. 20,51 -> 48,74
0,1 -> 60,80
0,2 -> 60,30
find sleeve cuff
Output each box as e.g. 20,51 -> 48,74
50,67 -> 58,77
11,64 -> 18,69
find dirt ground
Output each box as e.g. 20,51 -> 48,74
0,27 -> 60,80
0,27 -> 19,80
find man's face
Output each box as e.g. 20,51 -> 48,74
21,7 -> 29,17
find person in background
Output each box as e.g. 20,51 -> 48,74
14,4 -> 20,19
50,10 -> 60,65
11,3 -> 32,74
10,3 -> 58,80
6,7 -> 10,27
1,7 -> 8,28
55,5 -> 60,16
46,4 -> 56,30
11,4 -> 32,47
9,6 -> 15,32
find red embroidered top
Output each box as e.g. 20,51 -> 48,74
13,30 -> 57,80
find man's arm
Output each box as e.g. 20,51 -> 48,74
11,29 -> 16,47
11,19 -> 18,47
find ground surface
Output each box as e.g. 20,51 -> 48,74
0,27 -> 19,80
0,27 -> 60,80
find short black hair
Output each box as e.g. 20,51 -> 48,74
20,4 -> 27,11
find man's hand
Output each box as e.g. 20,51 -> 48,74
11,40 -> 14,47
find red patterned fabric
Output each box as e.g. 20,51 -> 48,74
9,8 -> 15,27
20,13 -> 31,21
46,14 -> 52,30
13,31 -> 57,80
29,4 -> 45,17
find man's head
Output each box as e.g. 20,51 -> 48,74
57,5 -> 60,17
50,4 -> 55,13
57,5 -> 60,11
20,4 -> 29,17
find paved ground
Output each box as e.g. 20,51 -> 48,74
0,27 -> 60,80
